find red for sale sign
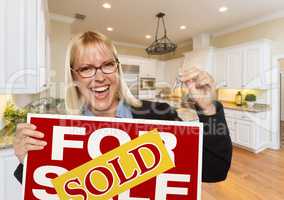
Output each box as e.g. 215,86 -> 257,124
22,113 -> 203,200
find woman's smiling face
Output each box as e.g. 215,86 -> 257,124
72,43 -> 120,115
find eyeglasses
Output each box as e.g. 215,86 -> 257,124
71,58 -> 119,78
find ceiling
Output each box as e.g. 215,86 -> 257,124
48,0 -> 284,46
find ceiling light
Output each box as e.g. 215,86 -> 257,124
219,6 -> 228,13
102,3 -> 111,9
107,27 -> 113,31
180,25 -> 187,30
145,35 -> 152,39
145,12 -> 177,55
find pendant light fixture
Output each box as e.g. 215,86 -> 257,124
145,12 -> 177,55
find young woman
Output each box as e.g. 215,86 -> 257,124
13,31 -> 232,183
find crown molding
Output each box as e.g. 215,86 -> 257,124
49,13 -> 75,24
212,10 -> 284,37
113,41 -> 147,48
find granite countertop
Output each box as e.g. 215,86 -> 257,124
156,97 -> 270,113
0,123 -> 15,149
221,101 -> 270,113
0,135 -> 14,149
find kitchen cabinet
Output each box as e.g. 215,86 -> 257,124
213,47 -> 243,88
183,47 -> 215,75
0,148 -> 22,199
140,59 -> 158,77
226,117 -> 236,143
118,55 -> 158,78
235,119 -> 254,147
213,40 -> 271,89
0,0 -> 50,94
224,109 -> 270,153
242,41 -> 271,88
213,50 -> 228,88
163,57 -> 183,86
226,48 -> 243,88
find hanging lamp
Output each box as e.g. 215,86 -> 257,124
145,12 -> 177,55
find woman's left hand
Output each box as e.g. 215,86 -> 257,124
179,67 -> 216,115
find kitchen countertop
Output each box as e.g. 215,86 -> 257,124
155,97 -> 270,113
0,135 -> 13,149
221,101 -> 270,113
0,99 -> 269,149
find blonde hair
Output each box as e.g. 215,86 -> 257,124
65,31 -> 142,114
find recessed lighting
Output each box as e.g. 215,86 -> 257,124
180,25 -> 187,30
102,3 -> 111,9
107,27 -> 114,31
219,6 -> 228,13
145,35 -> 152,39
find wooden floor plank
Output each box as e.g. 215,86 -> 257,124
202,147 -> 284,200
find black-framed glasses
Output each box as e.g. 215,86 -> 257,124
71,58 -> 119,78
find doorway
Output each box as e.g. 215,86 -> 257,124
279,59 -> 284,148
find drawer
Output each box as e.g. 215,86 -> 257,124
234,111 -> 253,121
224,109 -> 235,118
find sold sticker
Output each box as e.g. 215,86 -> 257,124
52,129 -> 175,200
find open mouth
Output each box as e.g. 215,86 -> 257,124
90,85 -> 110,99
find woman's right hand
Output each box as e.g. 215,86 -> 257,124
13,123 -> 47,163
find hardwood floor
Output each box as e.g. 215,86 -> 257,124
202,147 -> 284,200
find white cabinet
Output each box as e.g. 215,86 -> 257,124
226,117 -> 236,143
235,119 -> 254,147
183,47 -> 215,75
0,148 -> 22,199
226,48 -> 243,88
242,42 -> 271,88
213,48 -> 243,88
118,55 -> 158,78
224,109 -> 270,153
213,40 -> 271,89
163,57 -> 183,86
140,59 -> 157,77
0,0 -> 50,94
213,50 -> 228,88
242,45 -> 262,88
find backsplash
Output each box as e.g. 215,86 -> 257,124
217,88 -> 267,103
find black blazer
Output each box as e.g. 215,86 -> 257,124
14,100 -> 232,183
131,100 -> 232,182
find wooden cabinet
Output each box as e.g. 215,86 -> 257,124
213,40 -> 271,89
224,109 -> 270,153
0,0 -> 50,94
0,148 -> 22,199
